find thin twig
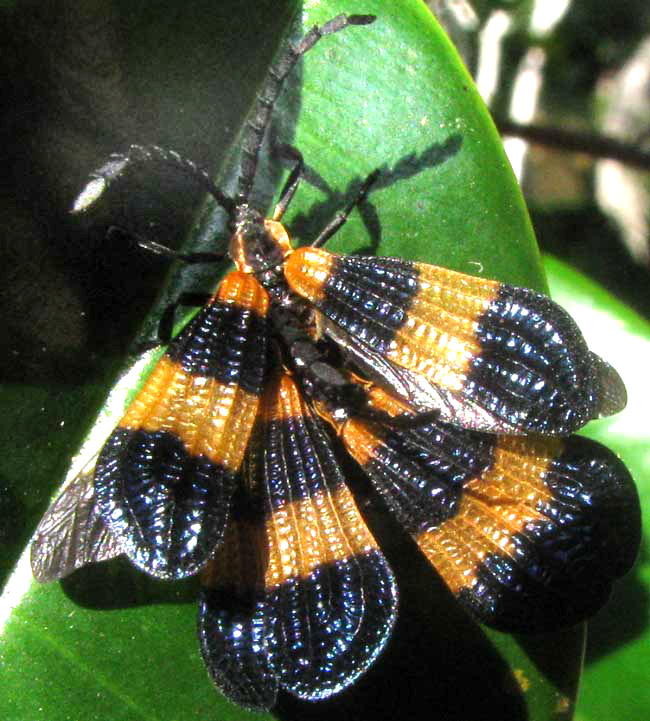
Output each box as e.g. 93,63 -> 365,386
496,119 -> 650,171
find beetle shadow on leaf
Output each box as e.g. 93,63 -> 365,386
505,536 -> 648,695
583,535 -> 649,663
60,556 -> 200,610
285,134 -> 463,257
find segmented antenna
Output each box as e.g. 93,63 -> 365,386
236,13 -> 376,202
72,145 -> 235,215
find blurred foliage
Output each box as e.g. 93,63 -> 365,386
433,0 -> 650,314
432,2 -> 650,719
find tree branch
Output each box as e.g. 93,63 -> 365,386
496,119 -> 650,171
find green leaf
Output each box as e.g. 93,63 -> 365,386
2,2 -> 641,721
544,256 -> 650,721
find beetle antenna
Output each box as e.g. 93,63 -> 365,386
237,13 -> 375,203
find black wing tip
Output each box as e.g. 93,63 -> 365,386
198,551 -> 397,709
95,426 -> 236,582
552,434 -> 642,577
118,539 -> 214,581
198,590 -> 278,711
468,283 -> 629,435
457,548 -> 623,633
459,585 -> 613,634
590,351 -> 628,418
457,436 -> 641,634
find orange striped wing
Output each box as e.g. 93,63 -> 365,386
332,387 -> 640,631
94,271 -> 270,580
285,247 -> 626,435
199,373 -> 397,709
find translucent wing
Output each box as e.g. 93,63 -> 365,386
31,460 -> 121,583
198,373 -> 397,709
332,386 -> 640,632
94,271 -> 270,580
285,248 -> 626,435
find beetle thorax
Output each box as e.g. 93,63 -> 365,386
229,205 -> 293,275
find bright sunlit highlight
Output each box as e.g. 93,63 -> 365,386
504,47 -> 546,179
548,281 -> 650,440
475,10 -> 512,105
530,0 -> 571,36
0,350 -> 157,634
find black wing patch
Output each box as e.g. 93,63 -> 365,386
332,386 -> 640,632
198,373 -> 397,709
94,272 -> 270,580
